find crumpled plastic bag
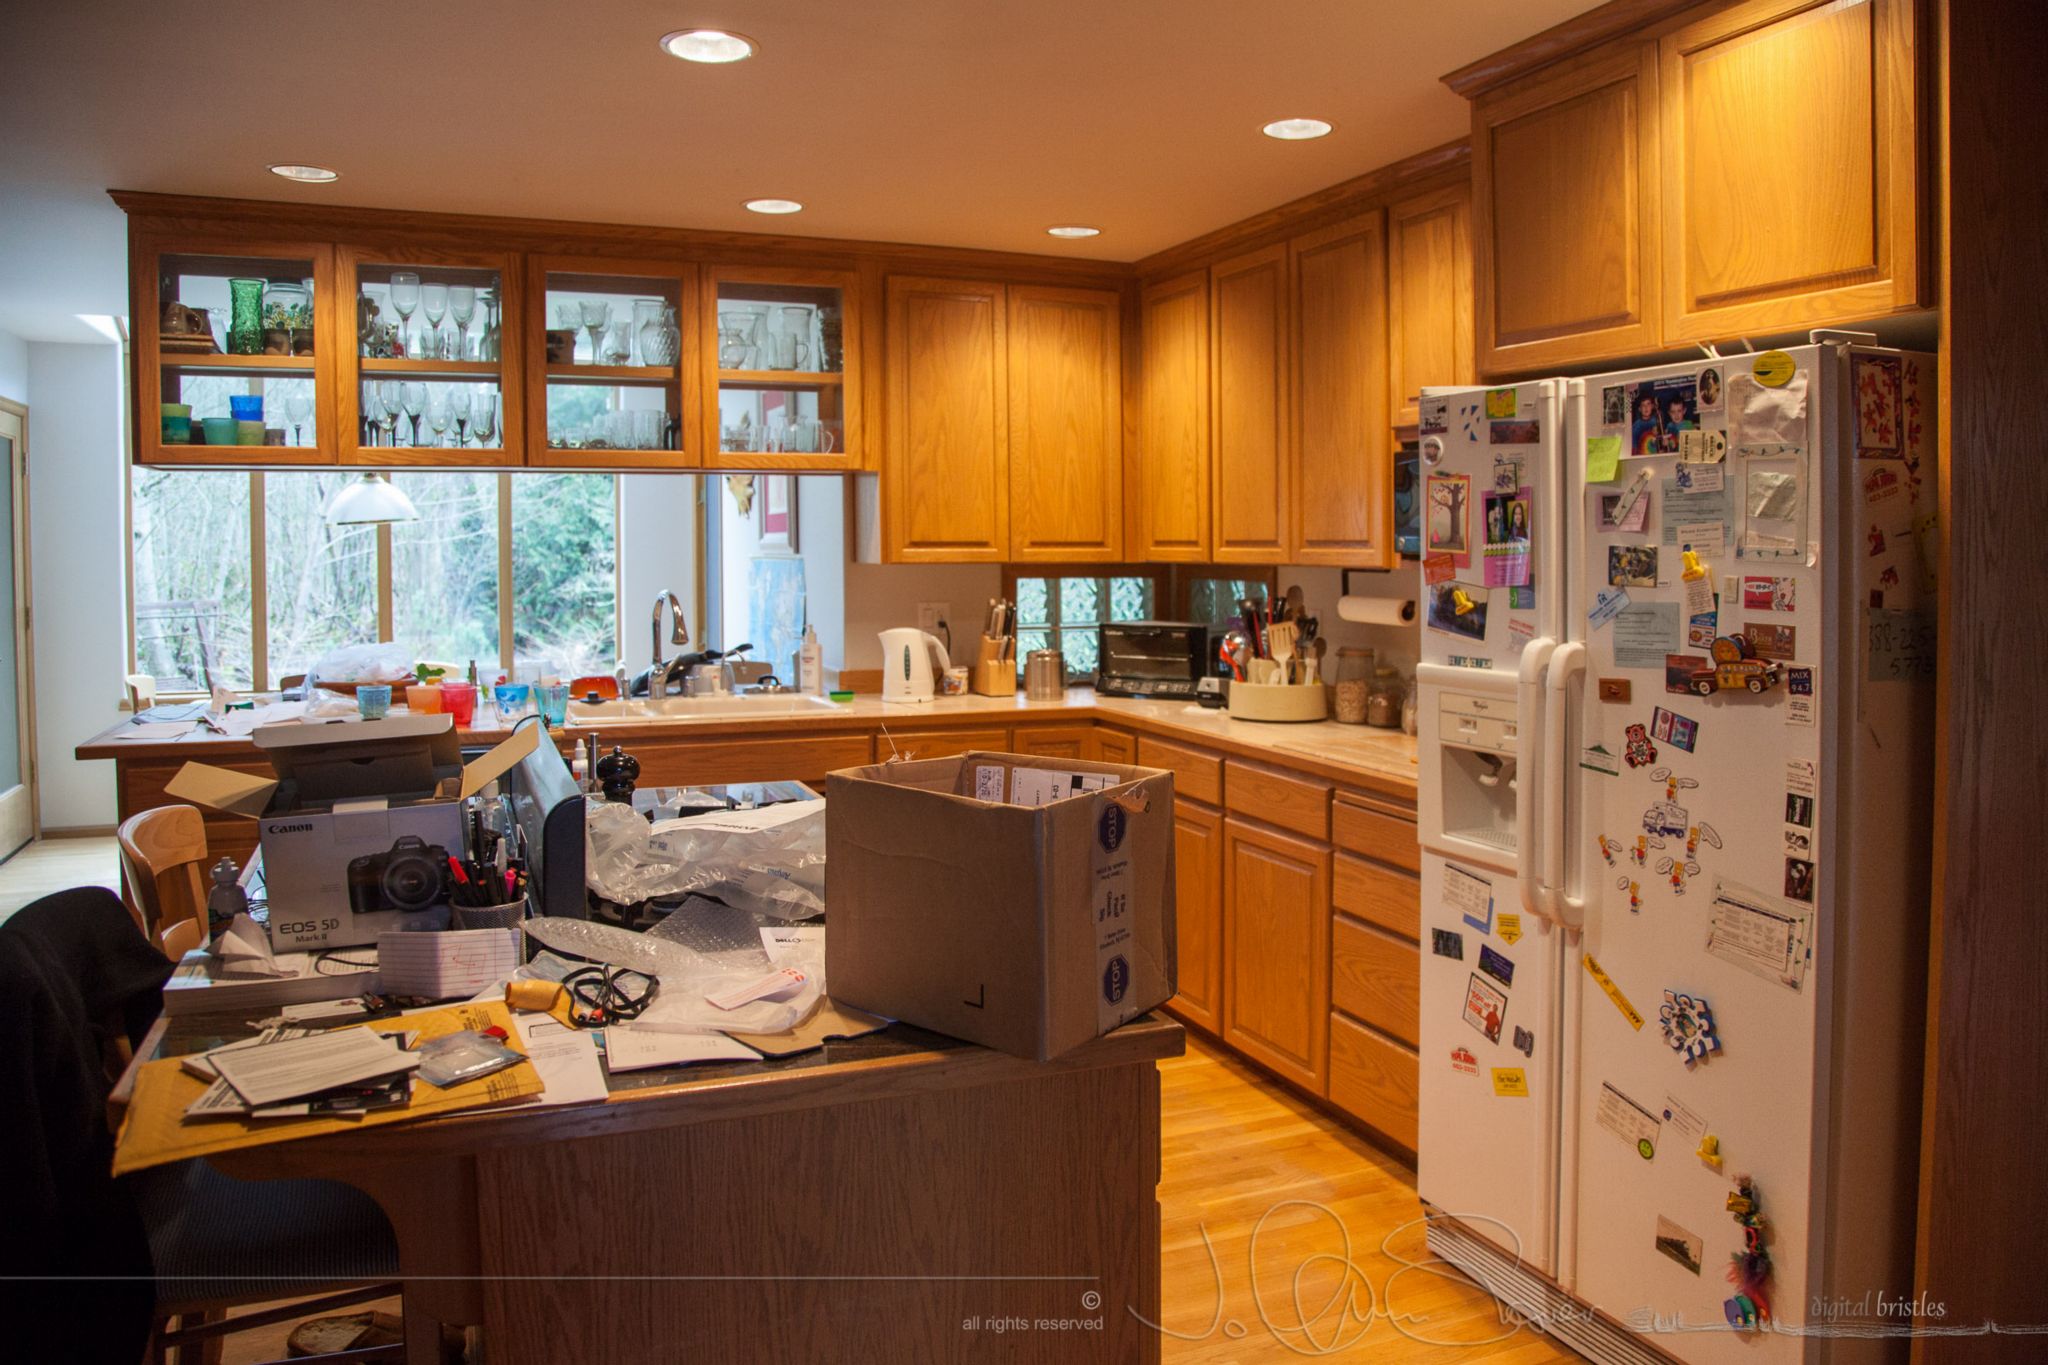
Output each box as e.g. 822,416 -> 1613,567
522,912 -> 823,1035
584,798 -> 825,921
310,641 -> 413,684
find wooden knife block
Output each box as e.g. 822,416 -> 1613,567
971,636 -> 1015,696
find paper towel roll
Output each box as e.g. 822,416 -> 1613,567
1337,596 -> 1417,626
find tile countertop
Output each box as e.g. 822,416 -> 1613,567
77,688 -> 1420,800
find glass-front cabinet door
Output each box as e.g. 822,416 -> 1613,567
701,266 -> 860,470
524,256 -> 698,469
338,247 -> 521,466
134,235 -> 336,465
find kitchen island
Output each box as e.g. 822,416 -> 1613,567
82,690 -> 1426,1152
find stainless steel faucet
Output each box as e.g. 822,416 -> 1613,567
649,591 -> 690,694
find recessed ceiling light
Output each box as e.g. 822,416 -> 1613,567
268,163 -> 339,183
1261,118 -> 1333,141
1046,225 -> 1102,239
660,29 -> 758,63
745,198 -> 803,215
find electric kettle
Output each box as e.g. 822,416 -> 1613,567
878,628 -> 950,704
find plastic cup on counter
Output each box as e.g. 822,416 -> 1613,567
355,684 -> 392,720
411,683 -> 443,714
493,682 -> 531,716
440,680 -> 477,726
538,683 -> 569,726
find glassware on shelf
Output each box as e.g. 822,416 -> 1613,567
632,409 -> 664,450
773,305 -> 814,371
420,283 -> 449,358
643,304 -> 681,367
227,277 -> 265,354
388,273 -> 420,354
262,282 -> 313,356
426,393 -> 452,447
450,390 -> 473,446
578,300 -> 611,366
818,303 -> 843,372
401,382 -> 427,446
285,391 -> 314,447
629,298 -> 662,364
479,288 -> 501,361
471,392 -> 498,447
375,382 -> 402,447
450,285 -> 477,360
601,321 -> 633,365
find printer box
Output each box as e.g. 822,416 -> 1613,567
825,751 -> 1177,1061
167,715 -> 539,951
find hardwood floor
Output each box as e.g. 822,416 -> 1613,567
1158,1038 -> 1576,1363
0,839 -> 1571,1362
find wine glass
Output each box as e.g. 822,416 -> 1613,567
375,382 -> 402,447
421,283 -> 449,359
578,300 -> 611,366
284,390 -> 313,447
450,390 -> 472,446
401,382 -> 427,446
388,273 -> 420,352
471,392 -> 498,448
426,393 -> 452,447
449,285 -> 477,360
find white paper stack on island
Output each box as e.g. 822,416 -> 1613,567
182,1025 -> 421,1122
162,913 -> 382,1017
377,928 -> 522,999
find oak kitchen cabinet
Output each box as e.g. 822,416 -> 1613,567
1169,796 -> 1227,1036
1222,814 -> 1332,1094
878,275 -> 1123,563
1466,0 -> 1927,375
1133,270 -> 1211,561
1208,244 -> 1290,564
1289,212 -> 1396,568
1386,182 -> 1475,429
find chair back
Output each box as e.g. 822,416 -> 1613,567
124,672 -> 157,714
116,806 -> 210,953
158,916 -> 203,962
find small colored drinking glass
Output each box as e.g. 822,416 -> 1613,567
440,681 -> 477,726
493,682 -> 531,715
355,684 -> 392,720
410,683 -> 443,714
538,684 -> 569,726
227,278 -> 265,355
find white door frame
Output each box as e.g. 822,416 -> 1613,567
0,399 -> 37,856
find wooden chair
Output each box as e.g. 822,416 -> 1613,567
126,671 -> 158,714
158,916 -> 202,963
117,805 -> 210,952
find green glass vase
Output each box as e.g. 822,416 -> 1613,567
227,277 -> 264,355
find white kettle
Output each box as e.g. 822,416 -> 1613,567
878,628 -> 950,704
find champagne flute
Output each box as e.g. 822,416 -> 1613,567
426,393 -> 452,447
450,285 -> 477,360
450,390 -> 472,446
284,390 -> 313,447
375,381 -> 402,447
401,382 -> 427,446
471,391 -> 498,448
388,272 -> 420,353
421,283 -> 448,359
578,300 -> 611,366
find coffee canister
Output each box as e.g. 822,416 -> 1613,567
1024,649 -> 1064,699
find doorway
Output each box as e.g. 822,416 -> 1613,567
0,401 -> 35,861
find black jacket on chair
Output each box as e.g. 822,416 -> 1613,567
0,887 -> 174,1361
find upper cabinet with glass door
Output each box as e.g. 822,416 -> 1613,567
701,266 -> 860,470
134,236 -> 338,466
338,247 -> 521,466
524,257 -> 697,469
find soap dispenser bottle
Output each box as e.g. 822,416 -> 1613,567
798,624 -> 824,695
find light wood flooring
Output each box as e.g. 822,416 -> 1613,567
0,839 -> 1576,1363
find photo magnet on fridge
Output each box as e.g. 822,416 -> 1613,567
1649,706 -> 1700,753
1784,857 -> 1816,904
1697,366 -> 1724,412
1853,353 -> 1903,456
1655,1216 -> 1706,1275
1478,944 -> 1516,989
1490,419 -> 1540,445
1609,545 -> 1660,588
1425,473 -> 1470,557
1665,654 -> 1710,694
1463,973 -> 1507,1045
1628,375 -> 1699,456
1785,793 -> 1814,828
1602,384 -> 1628,427
1742,576 -> 1797,611
1426,581 -> 1489,641
1484,387 -> 1519,420
1743,623 -> 1797,661
1418,393 -> 1449,436
1431,928 -> 1465,960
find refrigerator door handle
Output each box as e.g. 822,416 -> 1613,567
1516,637 -> 1557,922
1545,641 -> 1587,929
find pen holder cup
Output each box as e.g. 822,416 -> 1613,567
452,899 -> 527,931
971,635 -> 1016,697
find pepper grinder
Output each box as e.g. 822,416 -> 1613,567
595,744 -> 640,805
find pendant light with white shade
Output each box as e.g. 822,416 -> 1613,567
322,472 -> 419,525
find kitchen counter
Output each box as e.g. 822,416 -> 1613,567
77,688 -> 1419,798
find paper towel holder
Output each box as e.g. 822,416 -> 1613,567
1338,569 -> 1417,627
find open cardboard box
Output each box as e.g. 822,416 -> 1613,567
825,751 -> 1177,1061
167,715 -> 541,951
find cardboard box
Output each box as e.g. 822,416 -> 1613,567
825,751 -> 1177,1061
167,715 -> 539,951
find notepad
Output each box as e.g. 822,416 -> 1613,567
377,928 -> 522,998
205,1027 -> 420,1108
602,1025 -> 760,1073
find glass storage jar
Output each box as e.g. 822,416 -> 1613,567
1333,647 -> 1374,724
1366,666 -> 1406,728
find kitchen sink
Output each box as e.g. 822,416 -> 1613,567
565,692 -> 844,725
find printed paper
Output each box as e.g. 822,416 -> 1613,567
1445,864 -> 1494,933
1613,603 -> 1680,669
1705,879 -> 1812,988
1463,972 -> 1507,1044
1597,1080 -> 1661,1158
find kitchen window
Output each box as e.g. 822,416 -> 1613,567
999,567 -> 1278,684
130,467 -> 620,693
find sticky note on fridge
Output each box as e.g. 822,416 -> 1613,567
1586,435 -> 1622,483
1491,1067 -> 1530,1097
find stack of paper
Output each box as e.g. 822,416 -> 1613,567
182,1026 -> 420,1122
378,928 -> 522,998
212,913 -> 285,979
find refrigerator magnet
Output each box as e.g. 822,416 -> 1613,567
1655,853 -> 1701,895
1617,877 -> 1643,913
1490,419 -> 1539,444
1658,990 -> 1721,1066
1654,1216 -> 1706,1275
1648,706 -> 1700,752
1584,956 -> 1645,1030
1783,857 -> 1816,904
1600,384 -> 1628,428
1608,544 -> 1659,588
1490,1066 -> 1529,1097
1597,678 -> 1632,703
1462,973 -> 1507,1044
1450,1046 -> 1478,1076
1496,913 -> 1523,945
1595,1079 -> 1660,1154
1444,864 -> 1494,933
1478,944 -> 1516,989
1431,928 -> 1465,960
1484,386 -> 1519,420
1425,472 -> 1470,560
1589,587 -> 1632,630
1622,723 -> 1656,768
1511,1026 -> 1535,1058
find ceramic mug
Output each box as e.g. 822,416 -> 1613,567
199,416 -> 238,446
161,403 -> 192,444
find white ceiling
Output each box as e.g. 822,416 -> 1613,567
0,0 -> 1590,343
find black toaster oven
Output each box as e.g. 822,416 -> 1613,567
1094,621 -> 1212,699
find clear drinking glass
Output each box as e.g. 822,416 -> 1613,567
449,286 -> 477,360
471,392 -> 498,447
401,382 -> 427,446
421,284 -> 449,357
284,392 -> 313,446
389,272 -> 420,349
578,300 -> 611,366
427,394 -> 452,447
376,382 -> 402,447
450,390 -> 473,446
630,298 -> 662,365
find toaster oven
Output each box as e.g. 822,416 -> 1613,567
1094,621 -> 1211,699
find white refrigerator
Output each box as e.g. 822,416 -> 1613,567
1414,345 -> 1937,1365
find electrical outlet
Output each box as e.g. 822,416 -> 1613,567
917,602 -> 948,634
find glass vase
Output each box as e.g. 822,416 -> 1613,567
640,305 -> 681,367
226,277 -> 265,355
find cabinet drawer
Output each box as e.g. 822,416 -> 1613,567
1137,735 -> 1223,807
1333,853 -> 1420,940
1332,792 -> 1419,872
1094,726 -> 1136,766
1331,914 -> 1420,1046
882,728 -> 1010,762
1010,724 -> 1094,760
637,734 -> 873,787
1224,759 -> 1329,841
1328,1011 -> 1418,1151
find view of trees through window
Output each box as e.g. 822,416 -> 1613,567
132,467 -> 619,692
1014,575 -> 1155,681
